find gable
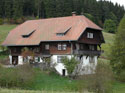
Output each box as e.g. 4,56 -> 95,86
78,28 -> 105,44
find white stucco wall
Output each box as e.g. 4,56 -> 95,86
51,55 -> 72,76
79,56 -> 97,75
9,55 -> 12,64
8,54 -> 98,76
18,56 -> 23,65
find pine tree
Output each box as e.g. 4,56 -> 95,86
110,16 -> 125,74
5,0 -> 12,19
104,19 -> 117,33
13,0 -> 23,20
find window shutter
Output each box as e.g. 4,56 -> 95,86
38,57 -> 40,62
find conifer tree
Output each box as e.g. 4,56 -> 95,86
110,16 -> 125,74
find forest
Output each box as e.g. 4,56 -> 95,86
0,0 -> 124,29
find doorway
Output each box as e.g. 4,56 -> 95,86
62,69 -> 66,76
12,56 -> 18,65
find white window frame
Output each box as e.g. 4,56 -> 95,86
57,56 -> 65,63
35,57 -> 40,62
87,32 -> 93,39
62,44 -> 67,50
45,44 -> 49,50
58,44 -> 62,50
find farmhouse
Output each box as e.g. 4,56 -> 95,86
2,13 -> 105,76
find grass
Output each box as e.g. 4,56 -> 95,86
0,89 -> 78,93
101,32 -> 115,60
113,81 -> 125,93
31,69 -> 78,92
0,25 -> 17,49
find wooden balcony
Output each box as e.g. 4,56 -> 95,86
73,50 -> 104,55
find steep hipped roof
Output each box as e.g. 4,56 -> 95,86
2,15 -> 102,46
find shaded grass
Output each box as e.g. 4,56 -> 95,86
113,81 -> 125,93
31,69 -> 78,92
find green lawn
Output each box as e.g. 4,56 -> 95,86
101,32 -> 115,59
31,69 -> 78,92
0,89 -> 78,93
0,25 -> 17,49
113,81 -> 125,93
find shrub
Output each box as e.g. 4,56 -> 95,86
0,64 -> 35,89
78,62 -> 113,93
116,71 -> 125,82
15,18 -> 24,24
62,56 -> 78,77
0,18 -> 3,25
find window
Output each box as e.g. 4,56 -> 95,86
58,44 -> 62,50
14,48 -> 17,52
58,44 -> 67,50
89,56 -> 95,63
45,44 -> 49,50
35,57 -> 40,62
87,32 -> 93,38
80,44 -> 84,50
56,33 -> 64,36
57,56 -> 65,63
34,47 -> 40,52
89,45 -> 95,50
23,57 -> 28,62
22,30 -> 35,38
62,44 -> 67,50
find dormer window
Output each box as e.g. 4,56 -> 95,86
22,30 -> 35,38
87,32 -> 93,39
56,33 -> 64,36
56,27 -> 71,36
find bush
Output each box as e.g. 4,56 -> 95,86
116,71 -> 125,82
0,64 -> 35,89
78,62 -> 113,93
62,56 -> 78,77
0,18 -> 3,25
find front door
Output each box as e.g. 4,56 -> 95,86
62,69 -> 66,76
12,56 -> 18,65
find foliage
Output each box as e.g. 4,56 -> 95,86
110,16 -> 125,74
62,56 -> 78,76
84,13 -> 95,23
78,62 -> 113,93
21,47 -> 34,63
0,64 -> 35,89
0,18 -> 3,25
104,19 -> 117,33
116,71 -> 125,82
21,47 -> 34,57
0,0 -> 124,26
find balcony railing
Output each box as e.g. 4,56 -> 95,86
73,50 -> 104,55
